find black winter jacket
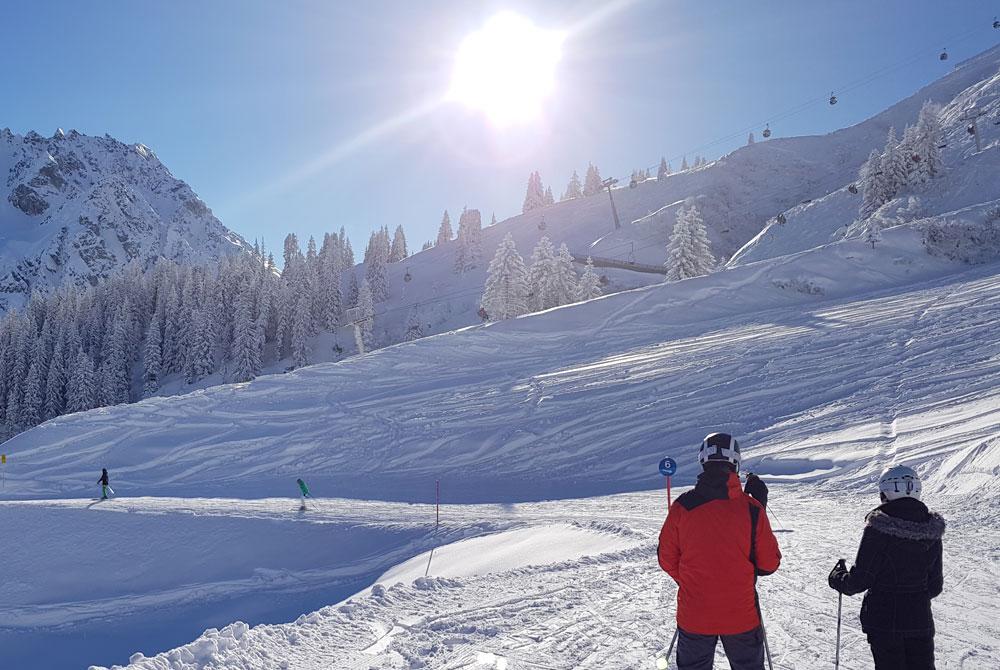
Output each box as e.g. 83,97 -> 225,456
830,497 -> 945,636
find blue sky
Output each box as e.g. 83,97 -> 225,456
3,1 -> 998,254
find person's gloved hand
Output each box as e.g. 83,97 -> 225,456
744,472 -> 768,508
828,559 -> 848,592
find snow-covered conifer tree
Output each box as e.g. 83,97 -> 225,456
404,305 -> 423,341
747,132 -> 755,145
43,334 -> 67,419
522,172 -> 546,212
665,204 -> 716,281
66,349 -> 96,414
657,157 -> 670,181
681,156 -> 690,171
231,289 -> 262,382
357,280 -> 375,349
365,235 -> 389,302
183,308 -> 214,384
563,170 -> 583,200
101,310 -> 131,403
583,163 -> 603,196
290,293 -> 311,368
909,101 -> 944,184
346,270 -> 360,308
577,257 -> 602,301
860,148 -> 895,221
482,233 -> 529,321
390,225 -> 408,262
544,186 -> 555,206
552,244 -> 579,306
21,360 -> 43,428
142,313 -> 163,397
454,208 -> 483,273
528,236 -> 558,311
436,210 -> 453,245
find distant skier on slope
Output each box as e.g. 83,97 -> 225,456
828,465 -> 945,670
657,433 -> 781,670
297,478 -> 313,510
97,468 -> 110,500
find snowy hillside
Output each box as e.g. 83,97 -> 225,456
363,44 -> 1000,345
5,224 -> 999,503
0,128 -> 249,311
730,45 -> 1000,267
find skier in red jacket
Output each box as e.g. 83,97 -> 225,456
658,433 -> 781,669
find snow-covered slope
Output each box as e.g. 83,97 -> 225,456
5,224 -> 998,503
366,44 -> 1000,345
72,488 -> 996,670
0,128 -> 249,311
729,47 -> 1000,267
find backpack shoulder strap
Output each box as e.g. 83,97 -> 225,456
749,502 -> 760,576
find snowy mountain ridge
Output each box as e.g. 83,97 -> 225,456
0,127 -> 249,311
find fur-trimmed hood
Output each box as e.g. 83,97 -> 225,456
866,508 -> 946,541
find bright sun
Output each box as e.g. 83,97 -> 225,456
449,12 -> 565,127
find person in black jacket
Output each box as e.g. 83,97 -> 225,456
828,465 -> 945,670
98,468 -> 110,500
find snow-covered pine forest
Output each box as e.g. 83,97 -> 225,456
0,205 -> 614,440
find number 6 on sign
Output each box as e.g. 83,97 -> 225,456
658,457 -> 677,510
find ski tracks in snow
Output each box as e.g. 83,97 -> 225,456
104,488 -> 1000,670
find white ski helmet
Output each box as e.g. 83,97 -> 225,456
878,465 -> 922,501
699,432 -> 741,471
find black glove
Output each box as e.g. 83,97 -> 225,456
744,473 -> 768,509
828,559 -> 848,592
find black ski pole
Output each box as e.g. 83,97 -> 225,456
835,558 -> 846,669
655,627 -> 679,669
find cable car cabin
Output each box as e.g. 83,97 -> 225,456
940,49 -> 948,61
404,268 -> 412,282
911,153 -> 922,163
598,275 -> 610,286
538,218 -> 547,231
776,213 -> 787,225
629,178 -> 638,189
994,18 -> 1000,29
968,124 -> 977,135
762,124 -> 771,138
829,92 -> 838,106
848,184 -> 858,194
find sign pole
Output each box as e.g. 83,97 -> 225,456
435,479 -> 440,530
658,457 -> 677,513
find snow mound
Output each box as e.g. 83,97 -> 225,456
377,523 -> 638,585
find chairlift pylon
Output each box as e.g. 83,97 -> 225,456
940,48 -> 948,61
762,123 -> 772,139
829,92 -> 838,106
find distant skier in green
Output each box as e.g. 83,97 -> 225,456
297,478 -> 313,510
98,468 -> 111,500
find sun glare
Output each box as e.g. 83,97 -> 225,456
449,12 -> 565,127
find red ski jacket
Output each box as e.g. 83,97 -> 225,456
657,470 -> 781,635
